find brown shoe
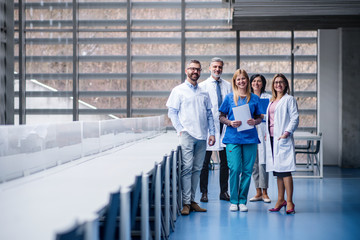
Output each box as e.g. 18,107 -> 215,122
181,204 -> 191,215
190,201 -> 207,212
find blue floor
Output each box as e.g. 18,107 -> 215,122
169,166 -> 360,240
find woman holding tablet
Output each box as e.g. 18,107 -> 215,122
219,69 -> 262,212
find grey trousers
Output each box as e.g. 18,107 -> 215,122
252,153 -> 269,189
179,131 -> 207,205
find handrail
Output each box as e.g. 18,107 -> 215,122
0,115 -> 165,183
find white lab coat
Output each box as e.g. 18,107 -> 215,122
257,92 -> 272,164
265,94 -> 299,172
199,76 -> 232,151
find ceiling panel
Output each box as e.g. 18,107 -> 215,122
232,0 -> 360,30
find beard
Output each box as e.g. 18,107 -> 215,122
211,71 -> 221,78
187,72 -> 200,81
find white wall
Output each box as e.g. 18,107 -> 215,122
318,29 -> 341,166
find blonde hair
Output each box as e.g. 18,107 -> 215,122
271,73 -> 290,101
232,69 -> 251,106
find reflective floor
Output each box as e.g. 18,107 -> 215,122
169,166 -> 360,240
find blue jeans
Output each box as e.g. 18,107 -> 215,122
226,143 -> 257,205
179,131 -> 206,205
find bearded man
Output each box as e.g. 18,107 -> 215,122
166,59 -> 215,215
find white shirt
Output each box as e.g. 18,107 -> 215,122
166,81 -> 215,140
199,76 -> 232,150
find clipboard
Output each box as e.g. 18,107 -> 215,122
232,104 -> 254,132
259,98 -> 270,114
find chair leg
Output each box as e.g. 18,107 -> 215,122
315,154 -> 320,175
311,153 -> 315,172
168,207 -> 175,231
306,153 -> 311,168
209,158 -> 214,170
161,214 -> 168,240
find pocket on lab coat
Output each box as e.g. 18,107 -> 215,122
278,138 -> 291,159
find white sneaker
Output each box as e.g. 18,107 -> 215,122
229,204 -> 238,211
239,204 -> 248,212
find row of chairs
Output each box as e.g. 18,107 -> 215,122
56,146 -> 183,240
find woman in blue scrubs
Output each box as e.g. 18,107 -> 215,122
219,69 -> 262,212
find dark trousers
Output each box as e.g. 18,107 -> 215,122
200,149 -> 229,194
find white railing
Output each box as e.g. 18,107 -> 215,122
0,115 -> 165,182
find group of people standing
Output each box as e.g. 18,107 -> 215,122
166,58 -> 299,215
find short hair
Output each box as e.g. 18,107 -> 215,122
250,74 -> 267,94
210,57 -> 224,66
187,59 -> 201,68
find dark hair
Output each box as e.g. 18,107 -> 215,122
250,74 -> 267,94
187,59 -> 201,68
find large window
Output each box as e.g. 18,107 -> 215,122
14,0 -> 317,133
239,31 -> 317,132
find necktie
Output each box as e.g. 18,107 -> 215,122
216,80 -> 224,135
216,80 -> 222,108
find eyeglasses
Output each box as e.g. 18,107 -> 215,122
274,81 -> 285,85
187,67 -> 202,72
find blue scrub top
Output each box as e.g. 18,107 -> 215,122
219,92 -> 261,145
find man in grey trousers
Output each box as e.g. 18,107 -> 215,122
166,59 -> 215,215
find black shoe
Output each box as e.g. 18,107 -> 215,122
219,192 -> 230,201
200,193 -> 208,202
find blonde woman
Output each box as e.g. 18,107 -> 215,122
265,73 -> 299,214
219,69 -> 262,212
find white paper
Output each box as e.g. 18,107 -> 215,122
232,104 -> 254,132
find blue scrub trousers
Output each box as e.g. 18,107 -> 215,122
226,143 -> 257,205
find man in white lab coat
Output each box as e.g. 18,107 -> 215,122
199,58 -> 232,202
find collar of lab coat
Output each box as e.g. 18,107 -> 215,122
273,93 -> 290,110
